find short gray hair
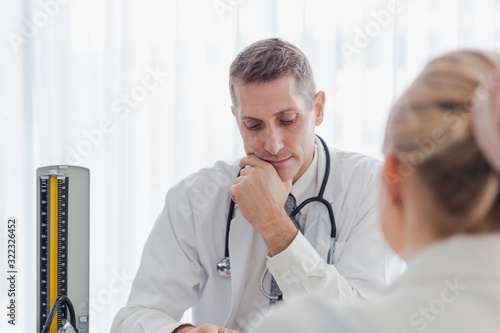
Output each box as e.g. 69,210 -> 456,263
229,38 -> 316,109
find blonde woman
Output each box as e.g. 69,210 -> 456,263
254,50 -> 500,332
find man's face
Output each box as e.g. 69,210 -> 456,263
232,76 -> 325,183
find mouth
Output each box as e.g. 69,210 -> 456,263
264,156 -> 292,166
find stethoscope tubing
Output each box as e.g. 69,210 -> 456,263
218,135 -> 336,281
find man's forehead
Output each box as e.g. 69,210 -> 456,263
233,77 -> 305,113
240,109 -> 297,120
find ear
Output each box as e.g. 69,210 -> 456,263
383,154 -> 405,207
231,106 -> 240,124
380,154 -> 408,259
313,91 -> 325,126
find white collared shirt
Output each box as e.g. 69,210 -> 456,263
290,145 -> 318,218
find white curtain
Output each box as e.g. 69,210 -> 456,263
1,0 -> 499,331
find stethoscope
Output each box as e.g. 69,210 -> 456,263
216,135 -> 337,301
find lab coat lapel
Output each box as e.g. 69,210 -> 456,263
302,137 -> 343,260
303,206 -> 331,259
303,138 -> 342,231
314,136 -> 342,205
224,209 -> 256,326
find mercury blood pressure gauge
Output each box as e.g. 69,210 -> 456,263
36,166 -> 90,333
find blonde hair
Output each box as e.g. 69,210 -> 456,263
383,50 -> 500,236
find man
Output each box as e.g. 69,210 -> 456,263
112,38 -> 403,333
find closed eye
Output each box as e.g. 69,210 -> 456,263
280,119 -> 294,125
244,122 -> 262,130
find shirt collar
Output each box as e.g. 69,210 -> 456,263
291,145 -> 318,208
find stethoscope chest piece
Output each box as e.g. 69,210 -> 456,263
217,257 -> 231,277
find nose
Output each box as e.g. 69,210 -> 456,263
264,127 -> 284,156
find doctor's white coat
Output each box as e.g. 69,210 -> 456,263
112,139 -> 403,332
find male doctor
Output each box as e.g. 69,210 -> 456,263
112,38 -> 402,333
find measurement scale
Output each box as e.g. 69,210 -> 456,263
37,166 -> 90,333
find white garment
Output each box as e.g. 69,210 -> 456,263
111,137 -> 404,333
237,145 -> 318,323
255,234 -> 500,333
290,144 -> 318,217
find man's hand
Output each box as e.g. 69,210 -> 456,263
229,155 -> 298,256
175,324 -> 238,333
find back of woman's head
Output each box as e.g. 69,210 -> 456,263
383,50 -> 500,236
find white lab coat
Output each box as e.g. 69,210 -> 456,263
111,138 -> 404,333
254,234 -> 500,333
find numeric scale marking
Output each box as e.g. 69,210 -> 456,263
39,175 -> 69,333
